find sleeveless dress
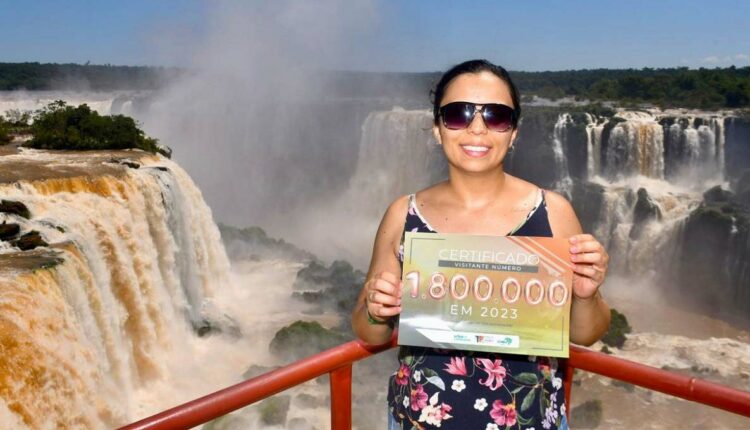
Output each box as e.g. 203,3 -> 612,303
387,190 -> 569,430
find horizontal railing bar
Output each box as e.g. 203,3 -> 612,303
118,339 -> 396,430
119,339 -> 750,429
569,345 -> 750,417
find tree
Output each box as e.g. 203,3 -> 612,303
26,100 -> 167,155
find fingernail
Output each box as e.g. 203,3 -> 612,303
569,237 -> 577,243
570,246 -> 578,253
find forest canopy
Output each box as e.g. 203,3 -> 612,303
1,62 -> 749,109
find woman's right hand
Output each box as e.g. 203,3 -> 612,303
364,271 -> 403,323
352,196 -> 409,343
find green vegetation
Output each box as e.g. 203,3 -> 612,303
601,308 -> 632,348
25,101 -> 169,156
691,186 -> 750,231
0,62 -> 177,91
1,110 -> 33,143
3,62 -> 750,109
512,67 -> 750,109
269,320 -> 348,363
0,121 -> 8,144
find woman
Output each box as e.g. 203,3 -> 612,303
352,59 -> 611,430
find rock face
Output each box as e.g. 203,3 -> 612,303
668,187 -> 750,320
629,188 -> 662,239
506,108 -> 566,189
269,321 -> 348,364
571,181 -> 607,234
732,169 -> 750,207
725,116 -> 750,181
292,260 -> 365,316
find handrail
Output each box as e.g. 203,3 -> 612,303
119,339 -> 750,430
568,346 -> 750,417
118,338 -> 397,430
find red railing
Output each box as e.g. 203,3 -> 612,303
120,338 -> 750,430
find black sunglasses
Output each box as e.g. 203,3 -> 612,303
438,101 -> 516,132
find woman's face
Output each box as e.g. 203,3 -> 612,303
433,71 -> 518,174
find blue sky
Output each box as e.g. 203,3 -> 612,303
1,0 -> 748,72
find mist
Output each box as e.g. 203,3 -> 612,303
140,0 -> 414,265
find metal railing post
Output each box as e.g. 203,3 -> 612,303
330,365 -> 353,430
563,361 -> 574,418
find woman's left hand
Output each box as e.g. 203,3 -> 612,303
569,234 -> 609,300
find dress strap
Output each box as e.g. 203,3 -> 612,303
507,188 -> 544,236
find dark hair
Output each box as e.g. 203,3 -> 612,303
431,59 -> 521,129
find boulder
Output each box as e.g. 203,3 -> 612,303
0,200 -> 30,219
0,222 -> 20,240
14,231 -> 47,251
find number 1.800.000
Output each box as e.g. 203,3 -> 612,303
404,271 -> 569,307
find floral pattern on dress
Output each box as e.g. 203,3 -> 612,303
388,349 -> 567,429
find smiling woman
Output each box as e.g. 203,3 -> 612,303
351,59 -> 611,429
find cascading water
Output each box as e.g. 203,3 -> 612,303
0,149 -> 232,428
341,106 -> 746,310
601,111 -> 665,179
552,113 -> 573,195
584,113 -> 605,178
0,91 -> 150,119
343,107 -> 446,216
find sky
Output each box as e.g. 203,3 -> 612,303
0,0 -> 748,72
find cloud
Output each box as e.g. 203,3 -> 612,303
700,54 -> 750,65
701,56 -> 721,64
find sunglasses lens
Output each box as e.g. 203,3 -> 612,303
483,104 -> 514,131
441,103 -> 474,130
441,102 -> 514,131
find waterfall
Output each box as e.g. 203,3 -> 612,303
712,117 -> 726,182
0,150 -> 231,428
662,114 -> 727,183
603,112 -> 665,179
585,113 -> 605,178
345,108 -> 445,215
0,91 -> 149,119
552,114 -> 573,195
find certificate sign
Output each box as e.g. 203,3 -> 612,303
399,232 -> 573,358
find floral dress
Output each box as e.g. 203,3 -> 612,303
387,193 -> 569,430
